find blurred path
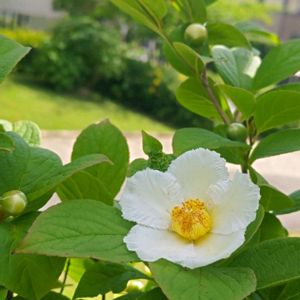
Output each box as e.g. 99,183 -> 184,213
42,131 -> 300,234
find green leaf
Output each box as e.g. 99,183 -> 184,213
117,289 -> 167,300
236,22 -> 280,47
138,288 -> 167,300
276,190 -> 300,215
142,131 -> 162,155
69,120 -> 129,204
17,200 -> 137,263
276,279 -> 300,300
207,23 -> 251,48
0,132 -> 62,212
172,127 -> 248,155
42,292 -> 70,300
138,0 -> 168,20
0,287 -> 7,300
176,78 -> 221,120
12,120 -> 41,147
250,129 -> 300,162
28,154 -> 111,203
68,258 -> 94,283
258,213 -> 288,242
253,39 -> 300,90
218,85 -> 255,119
163,42 -> 204,77
260,184 -> 294,212
244,205 -> 265,244
150,260 -> 256,300
230,238 -> 300,289
57,171 -> 113,205
0,213 -> 65,300
179,0 -> 207,23
0,132 -> 15,152
111,0 -> 165,35
212,46 -> 260,89
254,90 -> 300,133
128,159 -> 148,177
276,83 -> 300,92
0,119 -> 12,132
0,35 -> 30,82
74,262 -> 148,298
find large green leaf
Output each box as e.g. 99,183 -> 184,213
178,0 -> 207,23
253,39 -> 300,90
57,171 -> 113,205
111,0 -> 159,33
254,90 -> 300,133
62,120 -> 129,204
17,200 -> 137,263
230,238 -> 300,289
207,23 -> 250,48
0,132 -> 109,212
260,184 -> 294,212
28,154 -> 111,203
250,129 -> 300,162
172,127 -> 248,155
0,213 -> 65,300
74,262 -> 148,298
0,35 -> 30,82
0,132 -> 15,152
150,260 -> 256,300
12,120 -> 41,147
176,78 -> 220,120
0,132 -> 62,211
218,84 -> 255,119
212,46 -> 260,89
138,0 -> 168,20
163,42 -> 204,77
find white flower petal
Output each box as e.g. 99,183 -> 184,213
120,169 -> 183,229
124,225 -> 194,263
182,230 -> 245,269
209,172 -> 260,234
167,149 -> 228,202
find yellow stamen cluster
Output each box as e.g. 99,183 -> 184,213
171,199 -> 212,241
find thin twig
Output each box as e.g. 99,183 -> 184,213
60,259 -> 71,294
6,291 -> 13,300
201,68 -> 230,124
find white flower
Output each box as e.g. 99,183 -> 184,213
120,148 -> 260,269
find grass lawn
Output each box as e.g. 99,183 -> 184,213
0,78 -> 172,132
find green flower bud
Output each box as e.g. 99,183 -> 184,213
227,123 -> 248,142
184,23 -> 208,47
0,190 -> 27,216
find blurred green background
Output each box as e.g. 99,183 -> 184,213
0,0 -> 298,131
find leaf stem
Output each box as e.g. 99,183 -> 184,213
60,258 -> 71,295
6,291 -> 13,300
201,68 -> 230,124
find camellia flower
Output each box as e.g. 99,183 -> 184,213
120,148 -> 260,269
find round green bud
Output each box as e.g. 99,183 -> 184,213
1,190 -> 27,216
184,23 -> 208,47
227,123 -> 248,142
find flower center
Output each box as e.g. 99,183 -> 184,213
171,199 -> 212,241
